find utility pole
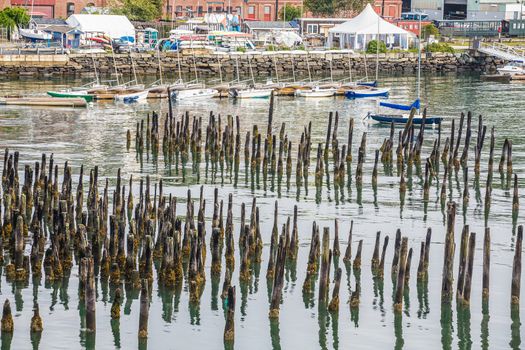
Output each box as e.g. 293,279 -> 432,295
275,0 -> 279,20
381,0 -> 385,17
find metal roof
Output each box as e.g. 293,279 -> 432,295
244,21 -> 294,30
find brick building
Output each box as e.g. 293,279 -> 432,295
2,0 -> 107,19
163,0 -> 303,21
373,0 -> 403,19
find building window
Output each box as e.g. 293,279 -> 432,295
67,2 -> 75,17
307,24 -> 319,33
198,6 -> 203,15
264,5 -> 271,20
208,6 -> 213,13
216,6 -> 222,12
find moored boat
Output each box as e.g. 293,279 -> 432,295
295,86 -> 336,98
229,88 -> 273,99
0,97 -> 87,108
47,90 -> 94,102
366,112 -> 443,126
345,87 -> 390,98
115,90 -> 149,103
172,88 -> 219,100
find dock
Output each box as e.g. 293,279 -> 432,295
0,97 -> 88,108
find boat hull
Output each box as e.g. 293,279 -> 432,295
229,89 -> 273,99
369,114 -> 443,125
47,91 -> 94,102
173,88 -> 219,100
115,90 -> 149,102
345,88 -> 390,98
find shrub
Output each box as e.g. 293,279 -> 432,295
366,40 -> 387,54
425,42 -> 454,53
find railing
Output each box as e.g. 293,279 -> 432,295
0,45 -> 67,55
478,41 -> 525,61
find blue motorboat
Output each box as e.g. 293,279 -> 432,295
366,112 -> 443,126
345,87 -> 390,98
357,80 -> 377,87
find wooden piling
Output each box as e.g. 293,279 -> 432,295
511,225 -> 522,306
224,285 -> 236,342
394,238 -> 408,312
482,228 -> 490,300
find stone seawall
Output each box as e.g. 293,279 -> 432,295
0,50 -> 505,78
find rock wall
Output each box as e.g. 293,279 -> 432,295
0,50 -> 505,78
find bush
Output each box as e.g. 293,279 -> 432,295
366,40 -> 387,54
425,42 -> 454,53
236,47 -> 247,53
421,23 -> 439,40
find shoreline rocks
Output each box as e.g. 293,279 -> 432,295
0,50 -> 504,78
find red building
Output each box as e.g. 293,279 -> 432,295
372,0 -> 403,19
2,0 -> 107,19
393,20 -> 432,36
163,0 -> 303,21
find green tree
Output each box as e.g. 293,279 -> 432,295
0,7 -> 30,40
109,0 -> 161,21
278,4 -> 302,21
421,23 -> 439,40
304,0 -> 336,16
304,0 -> 370,16
366,40 -> 387,53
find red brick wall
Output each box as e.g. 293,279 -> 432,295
4,0 -> 107,18
163,0 -> 303,21
373,0 -> 402,19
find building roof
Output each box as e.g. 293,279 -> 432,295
43,25 -> 76,34
32,18 -> 68,26
245,21 -> 294,30
66,14 -> 135,39
328,4 -> 410,35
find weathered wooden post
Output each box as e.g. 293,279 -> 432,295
511,225 -> 522,306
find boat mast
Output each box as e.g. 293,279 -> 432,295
347,51 -> 352,82
375,16 -> 379,82
248,55 -> 255,86
176,48 -> 183,84
235,55 -> 240,83
131,52 -> 138,86
157,47 -> 163,85
417,13 -> 422,102
110,43 -> 120,86
306,52 -> 312,82
272,55 -> 280,84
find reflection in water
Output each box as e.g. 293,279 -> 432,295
394,312 -> 404,350
0,75 -> 523,349
510,306 -> 521,350
480,301 -> 489,350
270,318 -> 281,350
441,303 -> 453,350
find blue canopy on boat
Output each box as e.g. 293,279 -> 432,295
380,99 -> 420,111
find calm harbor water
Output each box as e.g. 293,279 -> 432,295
0,73 -> 523,350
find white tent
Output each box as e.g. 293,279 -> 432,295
66,14 -> 135,40
327,4 -> 412,50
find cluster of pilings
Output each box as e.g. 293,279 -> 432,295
0,104 -> 523,347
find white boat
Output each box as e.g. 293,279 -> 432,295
295,86 -> 336,98
172,88 -> 219,100
497,61 -> 525,76
114,90 -> 149,102
19,28 -> 52,41
229,88 -> 273,99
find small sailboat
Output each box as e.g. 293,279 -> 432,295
114,90 -> 149,103
19,28 -> 52,41
345,87 -> 389,98
172,88 -> 219,101
229,87 -> 273,99
47,90 -> 94,102
366,14 -> 443,127
295,86 -> 336,98
366,108 -> 443,126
